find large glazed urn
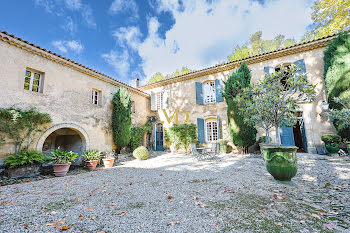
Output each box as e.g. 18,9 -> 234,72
261,146 -> 298,181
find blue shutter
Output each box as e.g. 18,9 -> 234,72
280,126 -> 295,146
215,79 -> 224,102
216,116 -> 221,139
197,118 -> 205,143
195,82 -> 203,105
264,67 -> 274,75
150,92 -> 156,111
294,59 -> 307,81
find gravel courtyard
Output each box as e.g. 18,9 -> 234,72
0,152 -> 349,233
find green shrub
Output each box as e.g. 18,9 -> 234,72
165,124 -> 197,152
49,147 -> 78,164
216,139 -> 228,145
82,150 -> 102,161
129,126 -> 146,151
321,134 -> 341,144
216,139 -> 228,153
4,150 -> 46,169
133,146 -> 149,160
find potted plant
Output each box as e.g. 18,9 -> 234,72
82,150 -> 102,170
321,134 -> 341,155
49,147 -> 77,177
102,151 -> 115,168
216,139 -> 228,154
4,150 -> 46,178
237,64 -> 316,181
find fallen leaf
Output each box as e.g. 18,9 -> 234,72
323,224 -> 335,230
91,216 -> 96,220
33,227 -> 40,231
193,197 -> 200,200
60,226 -> 70,231
273,194 -> 285,200
311,214 -> 321,219
109,203 -> 117,207
214,222 -> 220,226
0,201 -> 8,205
87,208 -> 94,211
195,201 -> 206,207
303,198 -> 313,202
118,211 -> 127,217
76,198 -> 82,202
258,209 -> 266,213
302,213 -> 308,217
79,215 -> 84,219
324,183 -> 331,188
223,187 -> 235,193
167,221 -> 180,226
22,223 -> 28,227
167,196 -> 174,199
160,174 -> 163,176
97,231 -> 105,233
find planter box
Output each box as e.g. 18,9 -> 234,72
7,164 -> 41,178
261,146 -> 298,181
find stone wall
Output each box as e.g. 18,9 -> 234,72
0,41 -> 151,158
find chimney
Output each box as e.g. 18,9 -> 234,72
131,78 -> 139,88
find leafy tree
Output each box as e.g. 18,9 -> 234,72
228,32 -> 296,62
323,32 -> 350,140
236,65 -> 316,146
112,88 -> 132,153
148,67 -> 193,84
304,0 -> 350,40
0,107 -> 51,154
329,97 -> 350,132
223,62 -> 257,150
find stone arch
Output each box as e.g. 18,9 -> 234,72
36,123 -> 90,153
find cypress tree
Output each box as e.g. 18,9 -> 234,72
112,88 -> 132,153
324,32 -> 350,140
223,62 -> 257,151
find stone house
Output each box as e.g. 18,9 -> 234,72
0,30 -> 337,160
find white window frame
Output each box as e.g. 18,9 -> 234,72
156,92 -> 164,110
91,89 -> 101,106
24,70 -> 42,93
205,119 -> 218,142
203,81 -> 216,104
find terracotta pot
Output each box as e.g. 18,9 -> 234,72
52,163 -> 71,177
261,146 -> 298,181
86,160 -> 99,171
102,158 -> 115,168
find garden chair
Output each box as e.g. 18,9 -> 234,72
191,143 -> 219,161
203,142 -> 219,160
191,143 -> 207,161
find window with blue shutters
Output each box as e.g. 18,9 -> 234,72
195,82 -> 203,105
196,79 -> 223,105
197,118 -> 205,143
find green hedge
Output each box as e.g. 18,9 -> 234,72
165,124 -> 197,152
321,134 -> 341,144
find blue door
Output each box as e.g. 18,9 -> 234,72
280,126 -> 295,146
300,121 -> 308,152
155,124 -> 164,151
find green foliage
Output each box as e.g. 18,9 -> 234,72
133,146 -> 149,160
324,32 -> 350,140
4,150 -> 46,169
236,64 -> 316,146
49,147 -> 78,164
129,126 -> 146,151
148,67 -> 193,84
258,136 -> 272,144
165,124 -> 197,152
227,32 -> 296,62
82,150 -> 102,161
329,97 -> 350,129
0,107 -> 51,154
321,134 -> 342,144
216,139 -> 228,145
223,62 -> 257,148
112,88 -> 132,153
304,0 -> 350,40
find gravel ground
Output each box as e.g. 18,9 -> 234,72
0,152 -> 349,233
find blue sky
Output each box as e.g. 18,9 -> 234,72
0,0 -> 313,85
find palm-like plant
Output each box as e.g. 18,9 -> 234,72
49,147 -> 77,164
82,150 -> 102,161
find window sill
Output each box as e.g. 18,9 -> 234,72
23,89 -> 43,95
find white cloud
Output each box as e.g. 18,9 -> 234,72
81,5 -> 96,28
52,40 -> 84,53
109,0 -> 138,17
101,50 -> 130,79
113,26 -> 142,50
137,0 -> 313,82
64,0 -> 82,10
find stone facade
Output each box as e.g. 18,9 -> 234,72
0,31 -> 338,158
0,33 -> 150,159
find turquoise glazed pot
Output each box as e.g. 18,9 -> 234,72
261,146 -> 298,181
325,143 -> 339,155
